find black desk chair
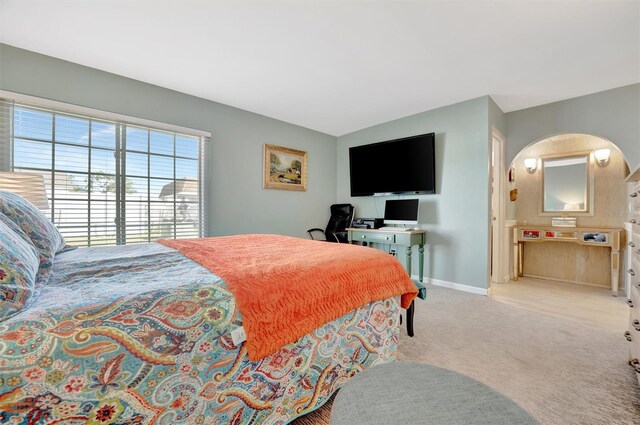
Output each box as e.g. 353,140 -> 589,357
307,204 -> 355,243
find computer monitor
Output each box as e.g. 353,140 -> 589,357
384,199 -> 419,225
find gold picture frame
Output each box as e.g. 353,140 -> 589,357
263,144 -> 308,191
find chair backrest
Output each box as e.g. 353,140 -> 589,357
325,204 -> 355,243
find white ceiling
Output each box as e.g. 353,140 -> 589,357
1,1 -> 638,136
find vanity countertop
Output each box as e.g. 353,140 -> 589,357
515,224 -> 623,230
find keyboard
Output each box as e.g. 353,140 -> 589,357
377,227 -> 415,232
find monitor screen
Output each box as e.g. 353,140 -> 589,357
384,199 -> 419,225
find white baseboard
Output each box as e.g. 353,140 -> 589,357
411,275 -> 489,296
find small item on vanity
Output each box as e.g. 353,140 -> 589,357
551,217 -> 577,227
509,189 -> 518,202
555,231 -> 578,240
545,230 -> 579,240
521,229 -> 540,239
583,232 -> 608,243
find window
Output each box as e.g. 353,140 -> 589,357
5,102 -> 206,247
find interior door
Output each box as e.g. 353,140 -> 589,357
491,134 -> 504,284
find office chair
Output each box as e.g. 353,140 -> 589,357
307,204 -> 355,243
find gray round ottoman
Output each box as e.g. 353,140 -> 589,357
330,362 -> 538,425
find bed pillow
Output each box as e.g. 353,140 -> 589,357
0,218 -> 40,321
0,191 -> 66,284
0,212 -> 34,246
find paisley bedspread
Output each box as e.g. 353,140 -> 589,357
0,243 -> 400,424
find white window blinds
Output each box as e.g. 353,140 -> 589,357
2,101 -> 207,247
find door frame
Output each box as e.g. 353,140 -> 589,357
490,128 -> 507,286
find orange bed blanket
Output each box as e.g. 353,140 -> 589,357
159,234 -> 417,360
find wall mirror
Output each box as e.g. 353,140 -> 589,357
541,152 -> 593,215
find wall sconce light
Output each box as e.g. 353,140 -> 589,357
594,148 -> 610,167
524,157 -> 537,174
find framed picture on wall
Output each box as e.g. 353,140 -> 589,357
263,144 -> 308,191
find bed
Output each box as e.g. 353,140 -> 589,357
0,192 -> 417,425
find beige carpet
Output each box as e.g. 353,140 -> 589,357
292,285 -> 640,425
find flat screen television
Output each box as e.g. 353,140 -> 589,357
349,133 -> 436,196
384,199 -> 419,225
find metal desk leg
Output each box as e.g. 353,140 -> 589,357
406,246 -> 414,337
406,300 -> 415,337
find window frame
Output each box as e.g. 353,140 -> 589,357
0,92 -> 210,246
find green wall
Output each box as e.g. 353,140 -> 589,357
489,96 -> 507,137
0,44 -> 338,238
505,84 -> 640,168
337,97 -> 493,290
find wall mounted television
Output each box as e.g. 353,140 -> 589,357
349,132 -> 436,196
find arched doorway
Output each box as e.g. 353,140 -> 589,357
492,133 -> 630,330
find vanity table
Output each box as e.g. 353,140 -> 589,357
513,225 -> 622,295
513,148 -> 627,294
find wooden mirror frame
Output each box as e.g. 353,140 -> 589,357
539,151 -> 594,216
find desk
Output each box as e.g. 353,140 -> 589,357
347,228 -> 427,336
513,225 -> 622,295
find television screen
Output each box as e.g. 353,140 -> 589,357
384,199 -> 419,225
349,133 -> 435,196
